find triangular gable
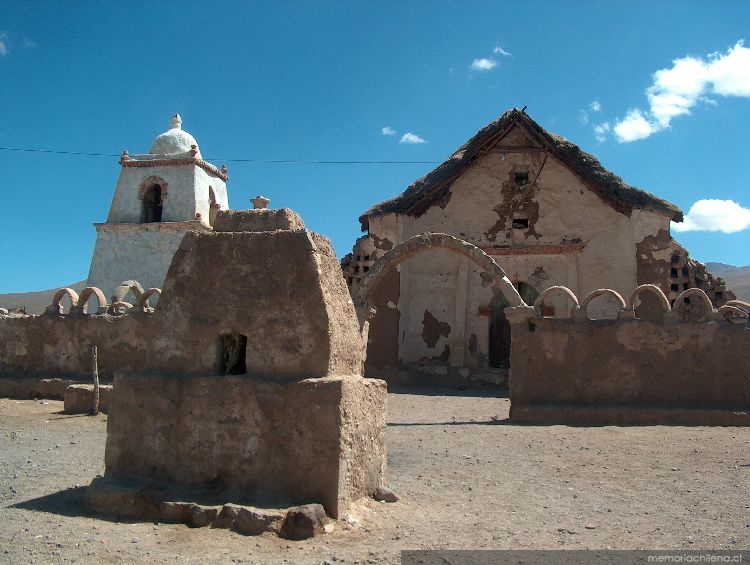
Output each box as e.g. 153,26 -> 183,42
359,109 -> 682,230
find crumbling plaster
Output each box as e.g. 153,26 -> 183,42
356,125 -> 675,374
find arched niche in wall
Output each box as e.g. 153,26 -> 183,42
138,175 -> 168,223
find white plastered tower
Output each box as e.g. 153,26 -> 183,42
86,115 -> 230,298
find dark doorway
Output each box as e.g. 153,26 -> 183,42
219,333 -> 247,375
142,184 -> 163,223
488,282 -> 539,368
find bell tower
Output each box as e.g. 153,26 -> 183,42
86,115 -> 230,299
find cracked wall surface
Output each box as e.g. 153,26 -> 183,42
344,120 -> 734,383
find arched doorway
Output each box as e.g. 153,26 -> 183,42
488,281 -> 539,368
141,184 -> 163,223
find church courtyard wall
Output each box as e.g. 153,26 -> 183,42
506,289 -> 750,426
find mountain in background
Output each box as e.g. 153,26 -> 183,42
1,264 -> 748,314
0,280 -> 87,315
706,263 -> 750,303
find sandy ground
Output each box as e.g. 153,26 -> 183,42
1,389 -> 748,564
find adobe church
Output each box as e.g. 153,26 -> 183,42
86,115 -> 229,298
343,108 -> 733,383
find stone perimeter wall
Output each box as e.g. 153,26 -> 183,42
507,286 -> 750,425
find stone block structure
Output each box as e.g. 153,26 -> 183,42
0,207 -> 387,520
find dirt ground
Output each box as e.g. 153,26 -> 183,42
1,389 -> 748,564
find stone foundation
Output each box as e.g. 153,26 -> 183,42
85,475 -> 327,539
64,384 -> 113,414
101,374 -> 387,518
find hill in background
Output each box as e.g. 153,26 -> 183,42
706,263 -> 750,303
0,281 -> 87,315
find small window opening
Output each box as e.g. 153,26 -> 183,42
682,267 -> 689,277
354,265 -> 360,273
683,282 -> 689,290
512,218 -> 529,229
142,184 -> 163,223
514,171 -> 529,186
364,254 -> 370,261
355,254 -> 361,261
219,333 -> 247,375
670,268 -> 678,278
363,265 -> 369,272
671,283 -> 679,292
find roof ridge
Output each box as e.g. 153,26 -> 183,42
359,109 -> 682,230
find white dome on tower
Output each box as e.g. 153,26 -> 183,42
149,114 -> 200,155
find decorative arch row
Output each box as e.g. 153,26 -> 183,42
41,281 -> 162,317
531,284 -> 748,324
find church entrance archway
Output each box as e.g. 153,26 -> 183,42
488,281 -> 539,369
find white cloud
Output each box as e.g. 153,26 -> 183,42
590,100 -> 602,112
579,110 -> 589,125
612,40 -> 750,143
22,37 -> 35,49
0,32 -> 8,57
613,109 -> 659,142
399,132 -> 426,144
381,126 -> 397,136
494,46 -> 512,57
593,122 -> 610,142
470,58 -> 498,71
672,199 -> 750,233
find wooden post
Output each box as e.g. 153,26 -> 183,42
91,346 -> 100,415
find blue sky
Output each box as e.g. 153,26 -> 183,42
1,1 -> 749,292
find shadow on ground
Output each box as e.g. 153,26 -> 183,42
11,486 -> 92,518
388,418 -> 510,427
387,385 -> 508,399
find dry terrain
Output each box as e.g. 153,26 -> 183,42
1,389 -> 748,564
706,263 -> 750,303
0,281 -> 86,315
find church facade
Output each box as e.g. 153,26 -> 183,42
86,115 -> 229,299
343,109 -> 733,383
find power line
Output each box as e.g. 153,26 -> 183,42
0,146 -> 440,165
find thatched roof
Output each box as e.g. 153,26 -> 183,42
359,108 -> 683,230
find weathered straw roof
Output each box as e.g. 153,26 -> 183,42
359,108 -> 683,230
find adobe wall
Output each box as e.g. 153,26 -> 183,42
105,374 -> 386,518
507,287 -> 750,425
0,314 -> 151,379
